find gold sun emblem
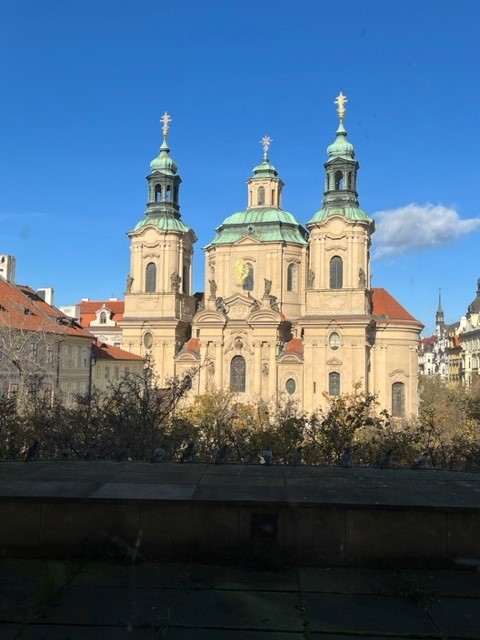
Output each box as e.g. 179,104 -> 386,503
234,259 -> 249,285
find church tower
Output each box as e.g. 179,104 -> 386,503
121,113 -> 197,383
306,93 -> 374,315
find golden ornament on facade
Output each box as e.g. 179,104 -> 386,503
234,259 -> 249,285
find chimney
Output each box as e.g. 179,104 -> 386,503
37,287 -> 55,306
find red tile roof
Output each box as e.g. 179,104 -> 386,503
92,341 -> 145,362
78,300 -> 124,327
181,338 -> 200,354
0,279 -> 93,339
285,338 -> 304,354
371,288 -> 419,323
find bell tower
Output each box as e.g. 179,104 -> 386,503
121,113 -> 197,383
306,93 -> 374,316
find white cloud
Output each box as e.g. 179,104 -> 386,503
373,203 -> 480,258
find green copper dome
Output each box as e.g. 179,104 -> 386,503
150,140 -> 178,175
326,121 -> 355,161
207,207 -> 308,246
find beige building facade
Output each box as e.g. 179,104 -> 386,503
121,100 -> 423,416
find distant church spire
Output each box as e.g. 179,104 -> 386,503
147,111 -> 182,218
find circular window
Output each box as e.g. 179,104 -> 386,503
143,332 -> 153,349
329,332 -> 341,350
285,378 -> 296,395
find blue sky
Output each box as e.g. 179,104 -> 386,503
1,0 -> 479,336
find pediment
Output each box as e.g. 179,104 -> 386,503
389,368 -> 409,378
175,351 -> 200,362
326,357 -> 343,366
277,352 -> 303,363
194,309 -> 227,324
223,293 -> 258,320
235,235 -> 262,245
250,308 -> 281,322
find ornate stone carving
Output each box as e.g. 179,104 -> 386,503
125,274 -> 133,293
209,278 -> 217,299
307,270 -> 315,288
263,278 -> 272,298
215,297 -> 228,314
170,271 -> 181,293
358,268 -> 366,287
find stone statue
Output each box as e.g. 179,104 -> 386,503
251,299 -> 260,312
262,362 -> 269,376
307,269 -> 315,288
209,278 -> 217,299
269,295 -> 279,312
170,272 -> 181,293
215,297 -> 227,314
358,268 -> 366,287
126,274 -> 134,293
263,278 -> 272,298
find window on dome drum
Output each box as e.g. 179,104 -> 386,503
329,372 -> 340,396
271,189 -> 275,206
243,263 -> 254,291
347,172 -> 352,189
392,382 -> 405,417
330,256 -> 343,289
166,186 -> 172,201
99,311 -> 107,324
257,186 -> 265,205
145,262 -> 156,293
335,170 -> 345,190
287,263 -> 297,292
155,185 -> 162,202
230,355 -> 246,392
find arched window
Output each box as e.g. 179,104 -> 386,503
392,382 -> 405,417
155,185 -> 162,202
329,372 -> 340,396
347,172 -> 353,189
145,262 -> 156,293
166,186 -> 172,201
230,355 -> 246,392
99,311 -> 107,324
243,263 -> 254,291
287,264 -> 297,292
330,256 -> 343,289
335,170 -> 344,190
257,186 -> 265,205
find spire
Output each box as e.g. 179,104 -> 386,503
150,111 -> 178,176
307,93 -> 372,226
436,289 -> 445,327
246,135 -> 284,209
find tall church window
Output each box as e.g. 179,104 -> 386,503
166,186 -> 172,201
335,170 -> 345,190
392,382 -> 405,417
330,256 -> 343,289
230,355 -> 246,392
99,311 -> 107,324
145,262 -> 157,293
155,185 -> 162,202
329,372 -> 340,396
257,186 -> 265,205
287,263 -> 297,292
243,263 -> 254,291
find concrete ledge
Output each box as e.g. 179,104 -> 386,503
1,461 -> 479,568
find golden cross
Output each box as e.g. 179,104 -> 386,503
260,135 -> 272,154
161,111 -> 171,138
334,92 -> 348,120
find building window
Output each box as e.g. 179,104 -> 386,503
143,332 -> 153,349
146,262 -> 156,293
287,264 -> 297,292
285,378 -> 296,395
243,263 -> 254,291
104,366 -> 110,379
114,366 -> 120,379
230,355 -> 246,392
329,332 -> 341,350
392,382 -> 405,417
329,372 -> 340,396
257,186 -> 265,205
334,170 -> 344,190
155,185 -> 162,202
330,256 -> 343,289
99,311 -> 107,324
183,265 -> 189,294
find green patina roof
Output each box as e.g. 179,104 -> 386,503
308,206 -> 373,225
132,215 -> 193,234
150,140 -> 178,175
326,121 -> 355,161
207,207 -> 308,246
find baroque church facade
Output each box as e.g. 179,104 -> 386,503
121,96 -> 423,416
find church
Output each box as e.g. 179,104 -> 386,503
120,95 -> 423,417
